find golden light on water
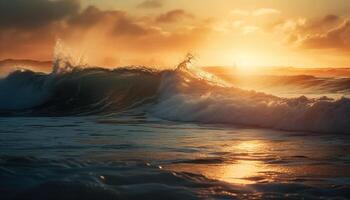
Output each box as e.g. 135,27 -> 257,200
167,159 -> 274,185
215,160 -> 264,184
167,140 -> 280,185
165,137 -> 345,186
213,140 -> 269,184
235,140 -> 265,152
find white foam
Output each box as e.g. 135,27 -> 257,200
152,70 -> 350,133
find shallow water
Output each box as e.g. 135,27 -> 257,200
1,114 -> 349,200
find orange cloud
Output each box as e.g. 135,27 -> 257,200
279,14 -> 350,51
0,0 -> 80,29
299,19 -> 350,49
0,2 -> 212,67
252,8 -> 281,16
156,9 -> 194,23
137,0 -> 164,9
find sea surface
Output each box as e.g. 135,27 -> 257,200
0,61 -> 350,199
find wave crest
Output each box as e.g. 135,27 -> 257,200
153,69 -> 350,133
0,53 -> 349,133
0,67 -> 162,115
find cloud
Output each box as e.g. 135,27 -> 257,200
242,25 -> 260,34
113,16 -> 150,36
279,14 -> 350,50
301,14 -> 341,32
230,9 -> 249,16
68,6 -> 107,28
0,0 -> 80,29
0,3 -> 211,66
156,9 -> 194,23
230,8 -> 280,17
67,6 -> 155,37
252,8 -> 281,16
227,8 -> 281,34
299,19 -> 350,49
137,0 -> 163,9
323,14 -> 340,24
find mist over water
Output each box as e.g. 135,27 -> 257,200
1,45 -> 350,199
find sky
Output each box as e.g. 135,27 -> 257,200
1,0 -> 350,69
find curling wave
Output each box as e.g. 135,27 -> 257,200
0,55 -> 349,133
0,67 -> 162,115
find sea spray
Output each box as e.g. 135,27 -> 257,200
153,67 -> 350,133
0,46 -> 349,133
52,39 -> 88,74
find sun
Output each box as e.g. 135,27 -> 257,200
233,52 -> 265,74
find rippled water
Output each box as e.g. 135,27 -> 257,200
1,114 -> 349,200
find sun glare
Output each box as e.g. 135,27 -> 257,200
231,52 -> 267,75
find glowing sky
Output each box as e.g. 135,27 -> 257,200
1,0 -> 350,68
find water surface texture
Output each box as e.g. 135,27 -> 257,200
1,116 -> 350,199
1,59 -> 350,199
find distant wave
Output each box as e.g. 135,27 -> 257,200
153,69 -> 350,133
231,75 -> 350,94
0,53 -> 349,133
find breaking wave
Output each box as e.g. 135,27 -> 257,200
153,70 -> 350,133
0,50 -> 349,133
0,67 -> 162,115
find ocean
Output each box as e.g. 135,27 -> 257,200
0,59 -> 349,199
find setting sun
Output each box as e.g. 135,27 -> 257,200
2,0 -> 350,68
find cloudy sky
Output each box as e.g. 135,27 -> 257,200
1,0 -> 350,68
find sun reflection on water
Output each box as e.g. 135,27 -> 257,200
167,140 -> 277,185
166,159 -> 270,185
166,139 -> 298,185
233,140 -> 266,152
217,160 -> 264,184
219,140 -> 267,184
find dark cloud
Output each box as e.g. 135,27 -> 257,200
113,16 -> 150,36
68,6 -> 106,28
156,9 -> 194,23
281,14 -> 350,50
67,6 -> 151,36
323,14 -> 340,23
0,0 -> 80,29
300,19 -> 350,49
303,14 -> 341,32
0,3 -> 211,65
137,0 -> 163,9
